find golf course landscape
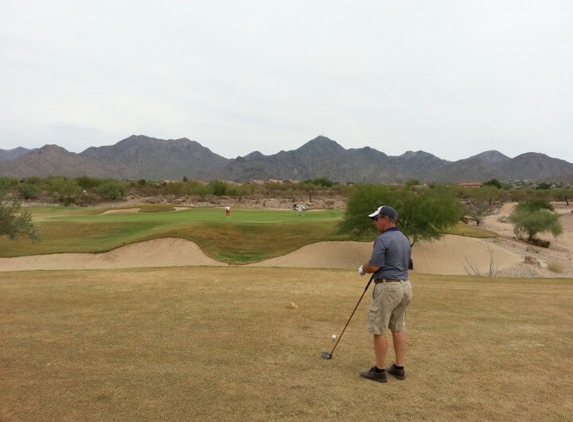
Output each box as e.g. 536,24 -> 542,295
1,205 -> 572,421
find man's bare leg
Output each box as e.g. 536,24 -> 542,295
391,330 -> 407,366
373,334 -> 388,369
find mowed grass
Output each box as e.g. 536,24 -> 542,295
0,206 -> 346,263
1,205 -> 497,263
1,267 -> 572,422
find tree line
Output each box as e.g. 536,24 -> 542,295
0,176 -> 349,206
0,176 -> 569,248
1,176 -> 572,207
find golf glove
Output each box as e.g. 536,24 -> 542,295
358,265 -> 366,276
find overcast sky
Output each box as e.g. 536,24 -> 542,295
1,1 -> 572,162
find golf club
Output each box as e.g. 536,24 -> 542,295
321,274 -> 374,359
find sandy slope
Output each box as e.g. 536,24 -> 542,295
478,203 -> 573,277
2,203 -> 572,277
0,238 -> 227,271
0,236 -> 516,275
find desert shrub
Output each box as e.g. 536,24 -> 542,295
17,183 -> 42,200
208,180 -> 227,196
75,176 -> 103,189
530,238 -> 551,248
510,205 -> 562,243
535,182 -> 552,190
191,184 -> 210,201
547,262 -> 564,273
304,177 -> 335,187
483,178 -> 503,189
0,177 -> 19,189
46,177 -> 82,197
516,198 -> 554,213
0,190 -> 39,241
97,181 -> 127,200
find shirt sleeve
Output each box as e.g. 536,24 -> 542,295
369,236 -> 386,268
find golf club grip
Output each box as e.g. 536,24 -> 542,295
329,275 -> 374,355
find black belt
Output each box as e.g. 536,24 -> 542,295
374,278 -> 402,284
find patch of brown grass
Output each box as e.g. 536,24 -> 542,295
1,268 -> 572,421
547,261 -> 564,274
447,222 -> 498,238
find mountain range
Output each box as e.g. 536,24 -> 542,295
1,135 -> 572,184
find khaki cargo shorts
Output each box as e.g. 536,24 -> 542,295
366,280 -> 412,335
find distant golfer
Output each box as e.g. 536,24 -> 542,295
225,205 -> 231,218
357,205 -> 412,383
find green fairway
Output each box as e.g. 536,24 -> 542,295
1,206 -> 347,263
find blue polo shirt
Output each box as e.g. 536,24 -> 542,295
369,227 -> 411,280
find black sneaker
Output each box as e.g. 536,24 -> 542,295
387,363 -> 406,380
359,367 -> 387,383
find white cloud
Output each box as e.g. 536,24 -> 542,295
1,0 -> 572,162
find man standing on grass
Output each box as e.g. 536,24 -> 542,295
357,205 -> 412,383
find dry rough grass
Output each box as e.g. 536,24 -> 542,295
2,201 -> 572,420
1,267 -> 572,422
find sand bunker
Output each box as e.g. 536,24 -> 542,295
0,236 -> 522,276
0,238 -> 227,271
247,236 -> 523,276
100,208 -> 141,214
2,203 -> 571,277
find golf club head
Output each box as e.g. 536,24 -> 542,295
321,351 -> 332,359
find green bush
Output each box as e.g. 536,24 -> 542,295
97,181 -> 127,200
75,176 -> 103,189
17,183 -> 42,200
509,203 -> 562,243
208,180 -> 227,196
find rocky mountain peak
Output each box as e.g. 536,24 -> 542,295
1,135 -> 572,183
